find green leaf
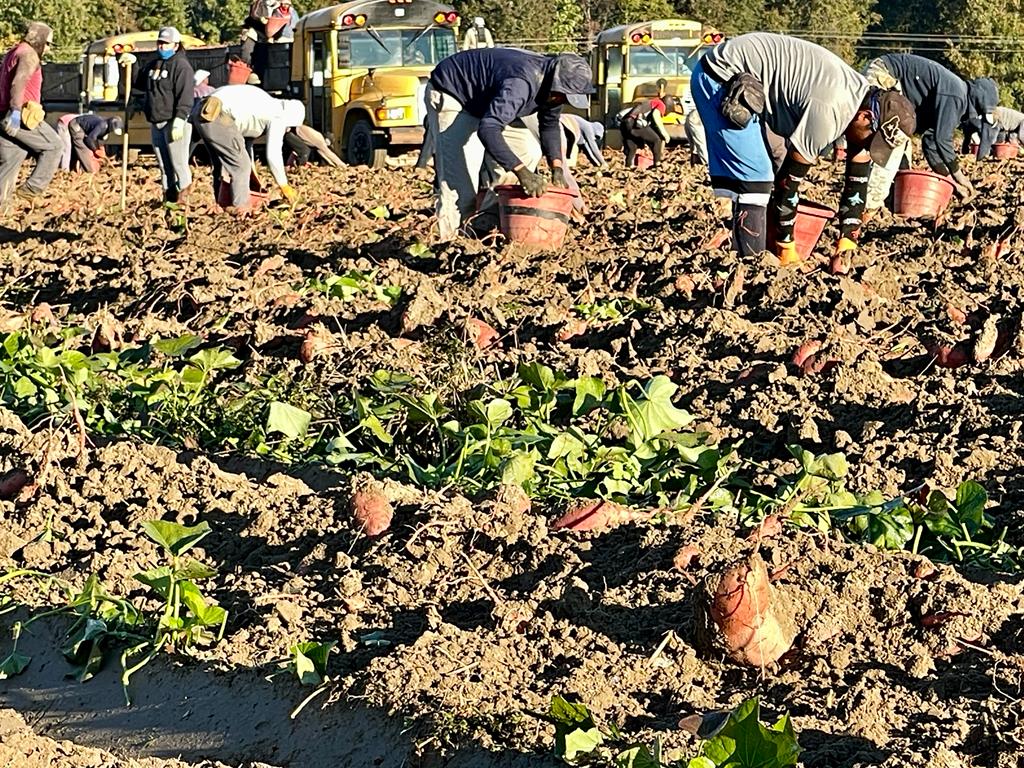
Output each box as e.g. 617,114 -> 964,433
954,481 -> 988,529
291,641 -> 335,685
573,376 -> 606,416
622,376 -> 693,446
814,453 -> 849,481
154,334 -> 203,357
174,560 -> 218,581
0,650 -> 30,679
469,398 -> 513,428
367,205 -> 390,220
563,727 -> 604,762
133,565 -> 174,598
267,401 -> 311,439
616,744 -> 661,768
141,520 -> 211,556
519,362 -> 556,392
501,450 -> 536,487
694,698 -> 801,768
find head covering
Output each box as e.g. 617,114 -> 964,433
550,53 -> 595,110
194,69 -> 211,86
869,90 -> 916,166
967,77 -> 999,120
24,22 -> 53,56
157,26 -> 182,44
108,116 -> 125,135
474,17 -> 485,27
282,99 -> 305,128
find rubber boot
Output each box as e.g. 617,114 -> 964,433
733,203 -> 767,257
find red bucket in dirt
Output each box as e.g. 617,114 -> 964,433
216,175 -> 270,210
992,142 -> 1019,160
893,170 -> 955,219
791,201 -> 836,260
633,151 -> 654,169
496,185 -> 576,250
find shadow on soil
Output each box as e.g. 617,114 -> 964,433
0,617 -> 557,768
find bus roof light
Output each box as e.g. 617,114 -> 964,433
445,11 -> 459,23
433,11 -> 446,23
342,13 -> 355,25
355,13 -> 367,25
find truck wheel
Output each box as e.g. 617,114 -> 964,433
346,119 -> 386,168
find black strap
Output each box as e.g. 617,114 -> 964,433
503,205 -> 570,224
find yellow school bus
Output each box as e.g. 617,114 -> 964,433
591,19 -> 714,149
292,0 -> 460,167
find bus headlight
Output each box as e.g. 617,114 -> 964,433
376,106 -> 408,121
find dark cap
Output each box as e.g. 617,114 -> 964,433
869,90 -> 916,166
551,53 -> 595,110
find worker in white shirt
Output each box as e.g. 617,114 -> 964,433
194,84 -> 304,210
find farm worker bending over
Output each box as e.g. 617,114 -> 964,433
0,21 -> 62,204
990,106 -> 1024,146
691,32 -> 915,271
425,48 -> 595,241
863,53 -> 998,202
618,98 -> 671,168
136,27 -> 195,204
56,114 -> 123,173
194,84 -> 304,210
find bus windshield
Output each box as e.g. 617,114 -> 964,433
626,46 -> 700,77
340,28 -> 456,68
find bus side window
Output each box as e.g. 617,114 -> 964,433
334,32 -> 349,71
606,46 -> 622,82
313,33 -> 328,83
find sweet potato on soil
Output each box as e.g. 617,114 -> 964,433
299,324 -> 334,364
707,554 -> 795,667
466,318 -> 498,349
0,469 -> 31,501
552,499 -> 651,532
792,340 -> 822,368
556,317 -> 589,342
924,340 -> 971,368
349,475 -> 394,537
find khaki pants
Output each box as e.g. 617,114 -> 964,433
424,83 -> 542,241
863,58 -> 913,210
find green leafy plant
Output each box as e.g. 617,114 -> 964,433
573,297 -> 651,322
305,269 -> 402,306
286,640 -> 335,718
687,698 -> 800,768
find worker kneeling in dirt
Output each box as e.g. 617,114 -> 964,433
862,53 -> 997,203
691,32 -> 915,271
990,106 -> 1024,146
424,48 -> 595,241
194,84 -> 304,211
618,98 -> 671,168
56,114 -> 122,173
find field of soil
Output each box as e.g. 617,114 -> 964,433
1,145 -> 1023,768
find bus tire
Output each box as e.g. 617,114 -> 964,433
346,118 -> 386,168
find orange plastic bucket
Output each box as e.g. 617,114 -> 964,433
496,185 -> 575,250
789,201 -> 835,260
893,170 -> 955,219
633,151 -> 654,169
992,142 -> 1019,160
216,173 -> 270,210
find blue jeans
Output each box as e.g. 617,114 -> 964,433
151,121 -> 193,200
691,60 -> 773,204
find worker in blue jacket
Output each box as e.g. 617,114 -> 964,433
863,53 -> 998,207
424,47 -> 595,241
58,114 -> 123,172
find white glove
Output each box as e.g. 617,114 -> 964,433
171,117 -> 186,143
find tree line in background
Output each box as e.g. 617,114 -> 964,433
3,0 -> 1024,103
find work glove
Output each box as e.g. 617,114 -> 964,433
950,169 -> 976,201
830,237 -> 857,275
280,183 -> 299,204
514,166 -> 548,197
3,109 -> 21,134
550,166 -> 569,189
776,240 -> 801,267
170,117 -> 186,143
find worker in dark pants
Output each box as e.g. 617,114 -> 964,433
619,98 -> 671,168
863,53 -> 998,202
57,114 -> 123,172
692,32 -> 915,272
